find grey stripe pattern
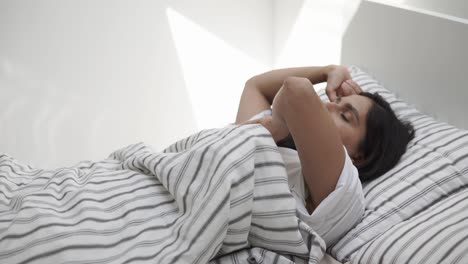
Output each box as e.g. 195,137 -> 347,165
353,188 -> 468,264
323,66 -> 468,263
0,124 -> 325,263
210,220 -> 325,264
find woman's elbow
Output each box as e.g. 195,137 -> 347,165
282,77 -> 312,96
282,76 -> 316,103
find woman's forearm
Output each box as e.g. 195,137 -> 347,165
248,65 -> 334,104
235,64 -> 349,125
272,77 -> 345,209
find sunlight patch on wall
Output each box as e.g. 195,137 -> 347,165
275,0 -> 345,70
166,7 -> 269,131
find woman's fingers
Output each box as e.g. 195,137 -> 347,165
240,115 -> 289,144
346,79 -> 362,94
340,81 -> 354,96
334,87 -> 344,100
325,84 -> 338,102
340,80 -> 363,96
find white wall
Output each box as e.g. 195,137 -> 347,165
0,0 -> 272,168
273,0 -> 354,68
341,0 -> 468,129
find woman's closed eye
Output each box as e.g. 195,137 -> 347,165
341,112 -> 349,122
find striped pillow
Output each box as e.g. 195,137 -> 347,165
319,66 -> 468,263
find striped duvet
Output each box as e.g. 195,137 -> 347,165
0,124 -> 325,264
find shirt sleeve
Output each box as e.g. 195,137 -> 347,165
296,146 -> 365,246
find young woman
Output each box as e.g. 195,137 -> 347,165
235,65 -> 414,245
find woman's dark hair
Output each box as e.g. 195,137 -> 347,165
276,92 -> 415,182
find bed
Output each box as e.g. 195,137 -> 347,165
3,62 -> 466,264
2,1 -> 468,263
3,63 -> 467,264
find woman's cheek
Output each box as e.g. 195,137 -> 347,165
337,125 -> 353,146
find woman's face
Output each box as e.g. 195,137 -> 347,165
323,95 -> 373,163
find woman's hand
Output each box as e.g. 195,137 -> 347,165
240,115 -> 290,144
325,65 -> 362,102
